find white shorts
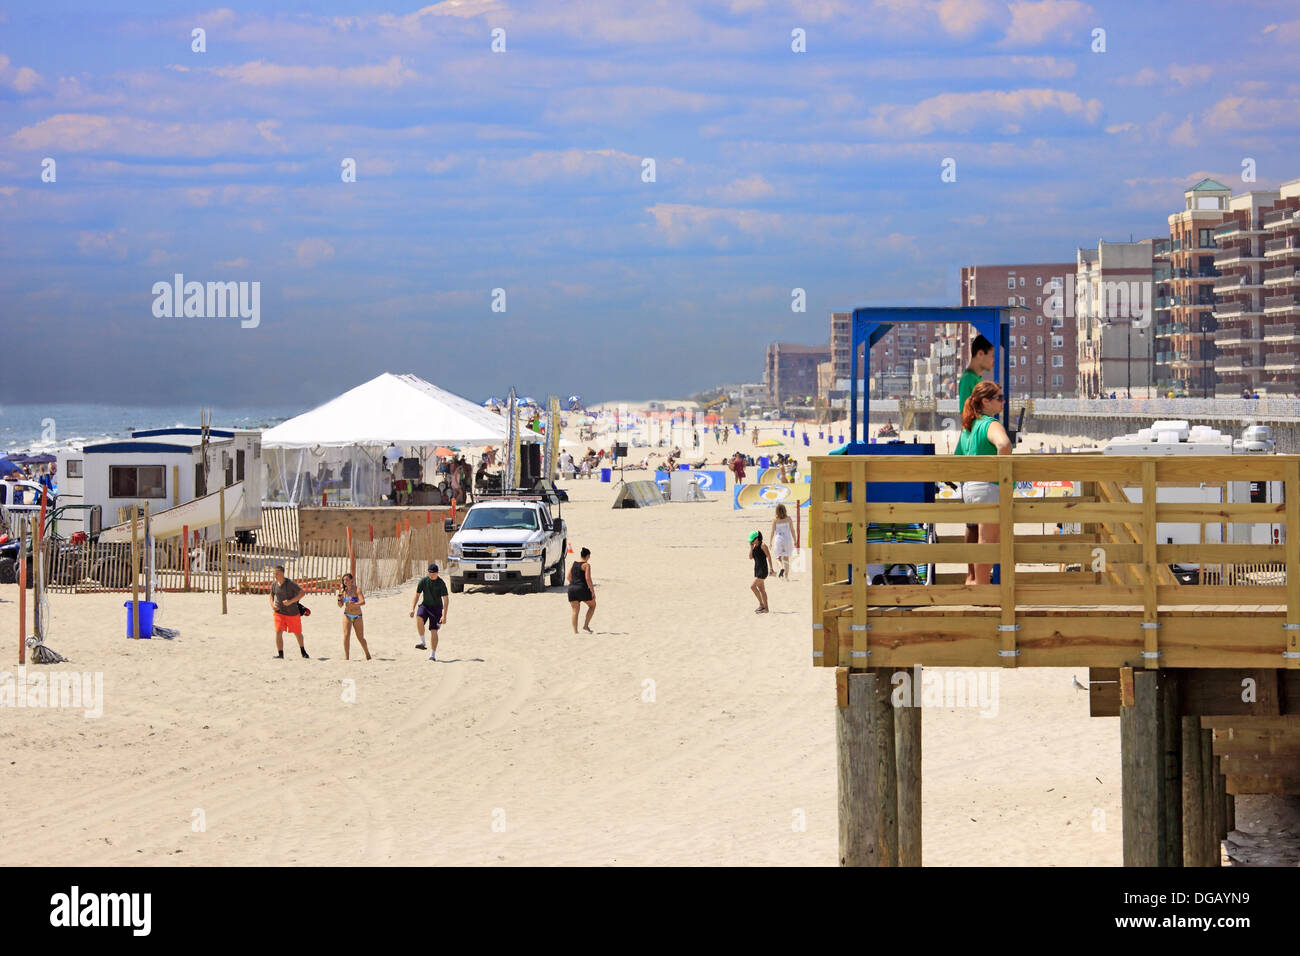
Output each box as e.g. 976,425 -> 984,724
961,481 -> 999,505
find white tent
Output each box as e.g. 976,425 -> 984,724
263,372 -> 509,448
262,373 -> 512,505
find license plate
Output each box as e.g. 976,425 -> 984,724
485,572 -> 500,582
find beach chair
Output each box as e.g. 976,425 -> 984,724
864,522 -> 937,590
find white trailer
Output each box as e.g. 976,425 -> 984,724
1102,421 -> 1283,578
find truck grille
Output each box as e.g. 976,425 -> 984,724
463,545 -> 524,560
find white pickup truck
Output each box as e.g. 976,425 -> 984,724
445,497 -> 567,594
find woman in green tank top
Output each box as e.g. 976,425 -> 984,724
955,382 -> 1012,587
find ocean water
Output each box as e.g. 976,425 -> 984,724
0,403 -> 296,456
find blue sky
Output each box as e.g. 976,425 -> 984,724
3,0 -> 1299,407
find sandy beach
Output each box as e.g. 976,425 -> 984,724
0,414 -> 1125,866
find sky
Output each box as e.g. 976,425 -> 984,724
2,0 -> 1299,409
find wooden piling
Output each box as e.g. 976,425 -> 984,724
130,507 -> 139,638
1121,669 -> 1180,866
837,669 -> 899,866
1200,728 -> 1216,865
1159,671 -> 1182,867
182,524 -> 190,592
895,682 -> 922,867
1181,715 -> 1207,866
1212,754 -> 1227,851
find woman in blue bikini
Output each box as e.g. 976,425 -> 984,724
337,573 -> 371,660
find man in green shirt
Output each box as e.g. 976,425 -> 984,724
958,334 -> 995,413
411,563 -> 450,661
957,334 -> 995,585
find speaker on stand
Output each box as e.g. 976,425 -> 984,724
612,442 -> 629,487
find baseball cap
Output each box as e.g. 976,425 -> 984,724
428,563 -> 439,572
748,531 -> 760,543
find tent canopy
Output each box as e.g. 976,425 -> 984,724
263,373 -> 510,449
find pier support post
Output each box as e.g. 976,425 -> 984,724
895,682 -> 922,867
1212,754 -> 1227,857
837,669 -> 899,866
1200,728 -> 1217,865
1121,670 -> 1181,866
1181,715 -> 1208,866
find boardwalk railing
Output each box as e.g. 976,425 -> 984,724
811,453 -> 1300,671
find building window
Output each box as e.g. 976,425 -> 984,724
1037,375 -> 1043,384
1008,296 -> 1016,305
1020,277 -> 1026,287
1037,355 -> 1044,364
109,465 -> 166,499
1020,355 -> 1028,365
1036,336 -> 1043,345
1020,315 -> 1027,325
1052,317 -> 1064,329
1052,374 -> 1063,387
1021,335 -> 1027,346
66,459 -> 83,478
1036,315 -> 1043,325
1008,277 -> 1016,289
1052,355 -> 1065,368
1036,296 -> 1042,306
1052,335 -> 1064,348
1019,296 -> 1026,307
1036,277 -> 1043,287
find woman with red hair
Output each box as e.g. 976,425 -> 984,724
956,381 -> 1012,587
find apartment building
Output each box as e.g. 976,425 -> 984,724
764,342 -> 830,408
1209,188 -> 1283,395
959,263 -> 1077,397
1075,241 -> 1156,397
1254,179 -> 1300,395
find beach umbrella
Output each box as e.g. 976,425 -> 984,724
757,439 -> 783,447
482,397 -> 503,407
434,446 -> 456,457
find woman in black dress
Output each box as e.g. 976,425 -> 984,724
568,547 -> 596,633
749,531 -> 772,614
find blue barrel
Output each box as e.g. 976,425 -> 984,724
759,456 -> 770,468
600,467 -> 611,482
125,600 -> 157,638
679,463 -> 690,470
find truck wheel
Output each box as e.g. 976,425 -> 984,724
450,577 -> 464,594
549,546 -> 566,588
533,570 -> 547,594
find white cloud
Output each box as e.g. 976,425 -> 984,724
1105,122 -> 1138,134
864,88 -> 1102,136
0,53 -> 41,93
212,56 -> 419,88
707,174 -> 775,203
999,0 -> 1093,47
77,229 -> 128,259
294,238 -> 335,268
217,257 -> 250,268
9,114 -> 286,156
1168,64 -> 1212,87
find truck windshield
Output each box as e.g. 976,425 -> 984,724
461,507 -> 538,531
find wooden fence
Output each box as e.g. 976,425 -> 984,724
40,517 -> 437,597
811,453 -> 1300,671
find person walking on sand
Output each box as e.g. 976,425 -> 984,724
270,565 -> 310,659
749,531 -> 772,613
769,503 -> 796,580
731,451 -> 746,484
337,572 -> 370,661
567,547 -> 596,633
411,563 -> 450,660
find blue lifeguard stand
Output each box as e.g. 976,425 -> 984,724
848,306 -> 1010,450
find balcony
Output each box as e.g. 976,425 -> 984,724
1213,300 -> 1262,318
1214,221 -> 1266,239
1216,248 -> 1267,266
1263,265 -> 1300,286
1263,208 -> 1300,231
1214,273 -> 1264,292
1265,237 -> 1300,257
1214,327 -> 1256,346
1264,294 -> 1300,315
1263,324 -> 1298,342
1214,356 -> 1248,371
1265,352 -> 1298,371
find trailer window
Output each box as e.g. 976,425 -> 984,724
110,465 -> 167,498
66,459 -> 83,478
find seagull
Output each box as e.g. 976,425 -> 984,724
1071,676 -> 1088,692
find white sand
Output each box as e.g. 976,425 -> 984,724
0,417 -> 1122,866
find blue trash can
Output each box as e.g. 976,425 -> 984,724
679,463 -> 690,470
759,456 -> 770,468
600,467 -> 611,482
125,600 -> 157,638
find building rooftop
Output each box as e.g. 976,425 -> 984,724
1189,178 -> 1231,192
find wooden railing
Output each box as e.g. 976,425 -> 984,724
810,453 -> 1300,671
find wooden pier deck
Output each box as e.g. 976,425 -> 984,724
811,452 -> 1300,866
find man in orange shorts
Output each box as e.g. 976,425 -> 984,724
271,565 -> 310,659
